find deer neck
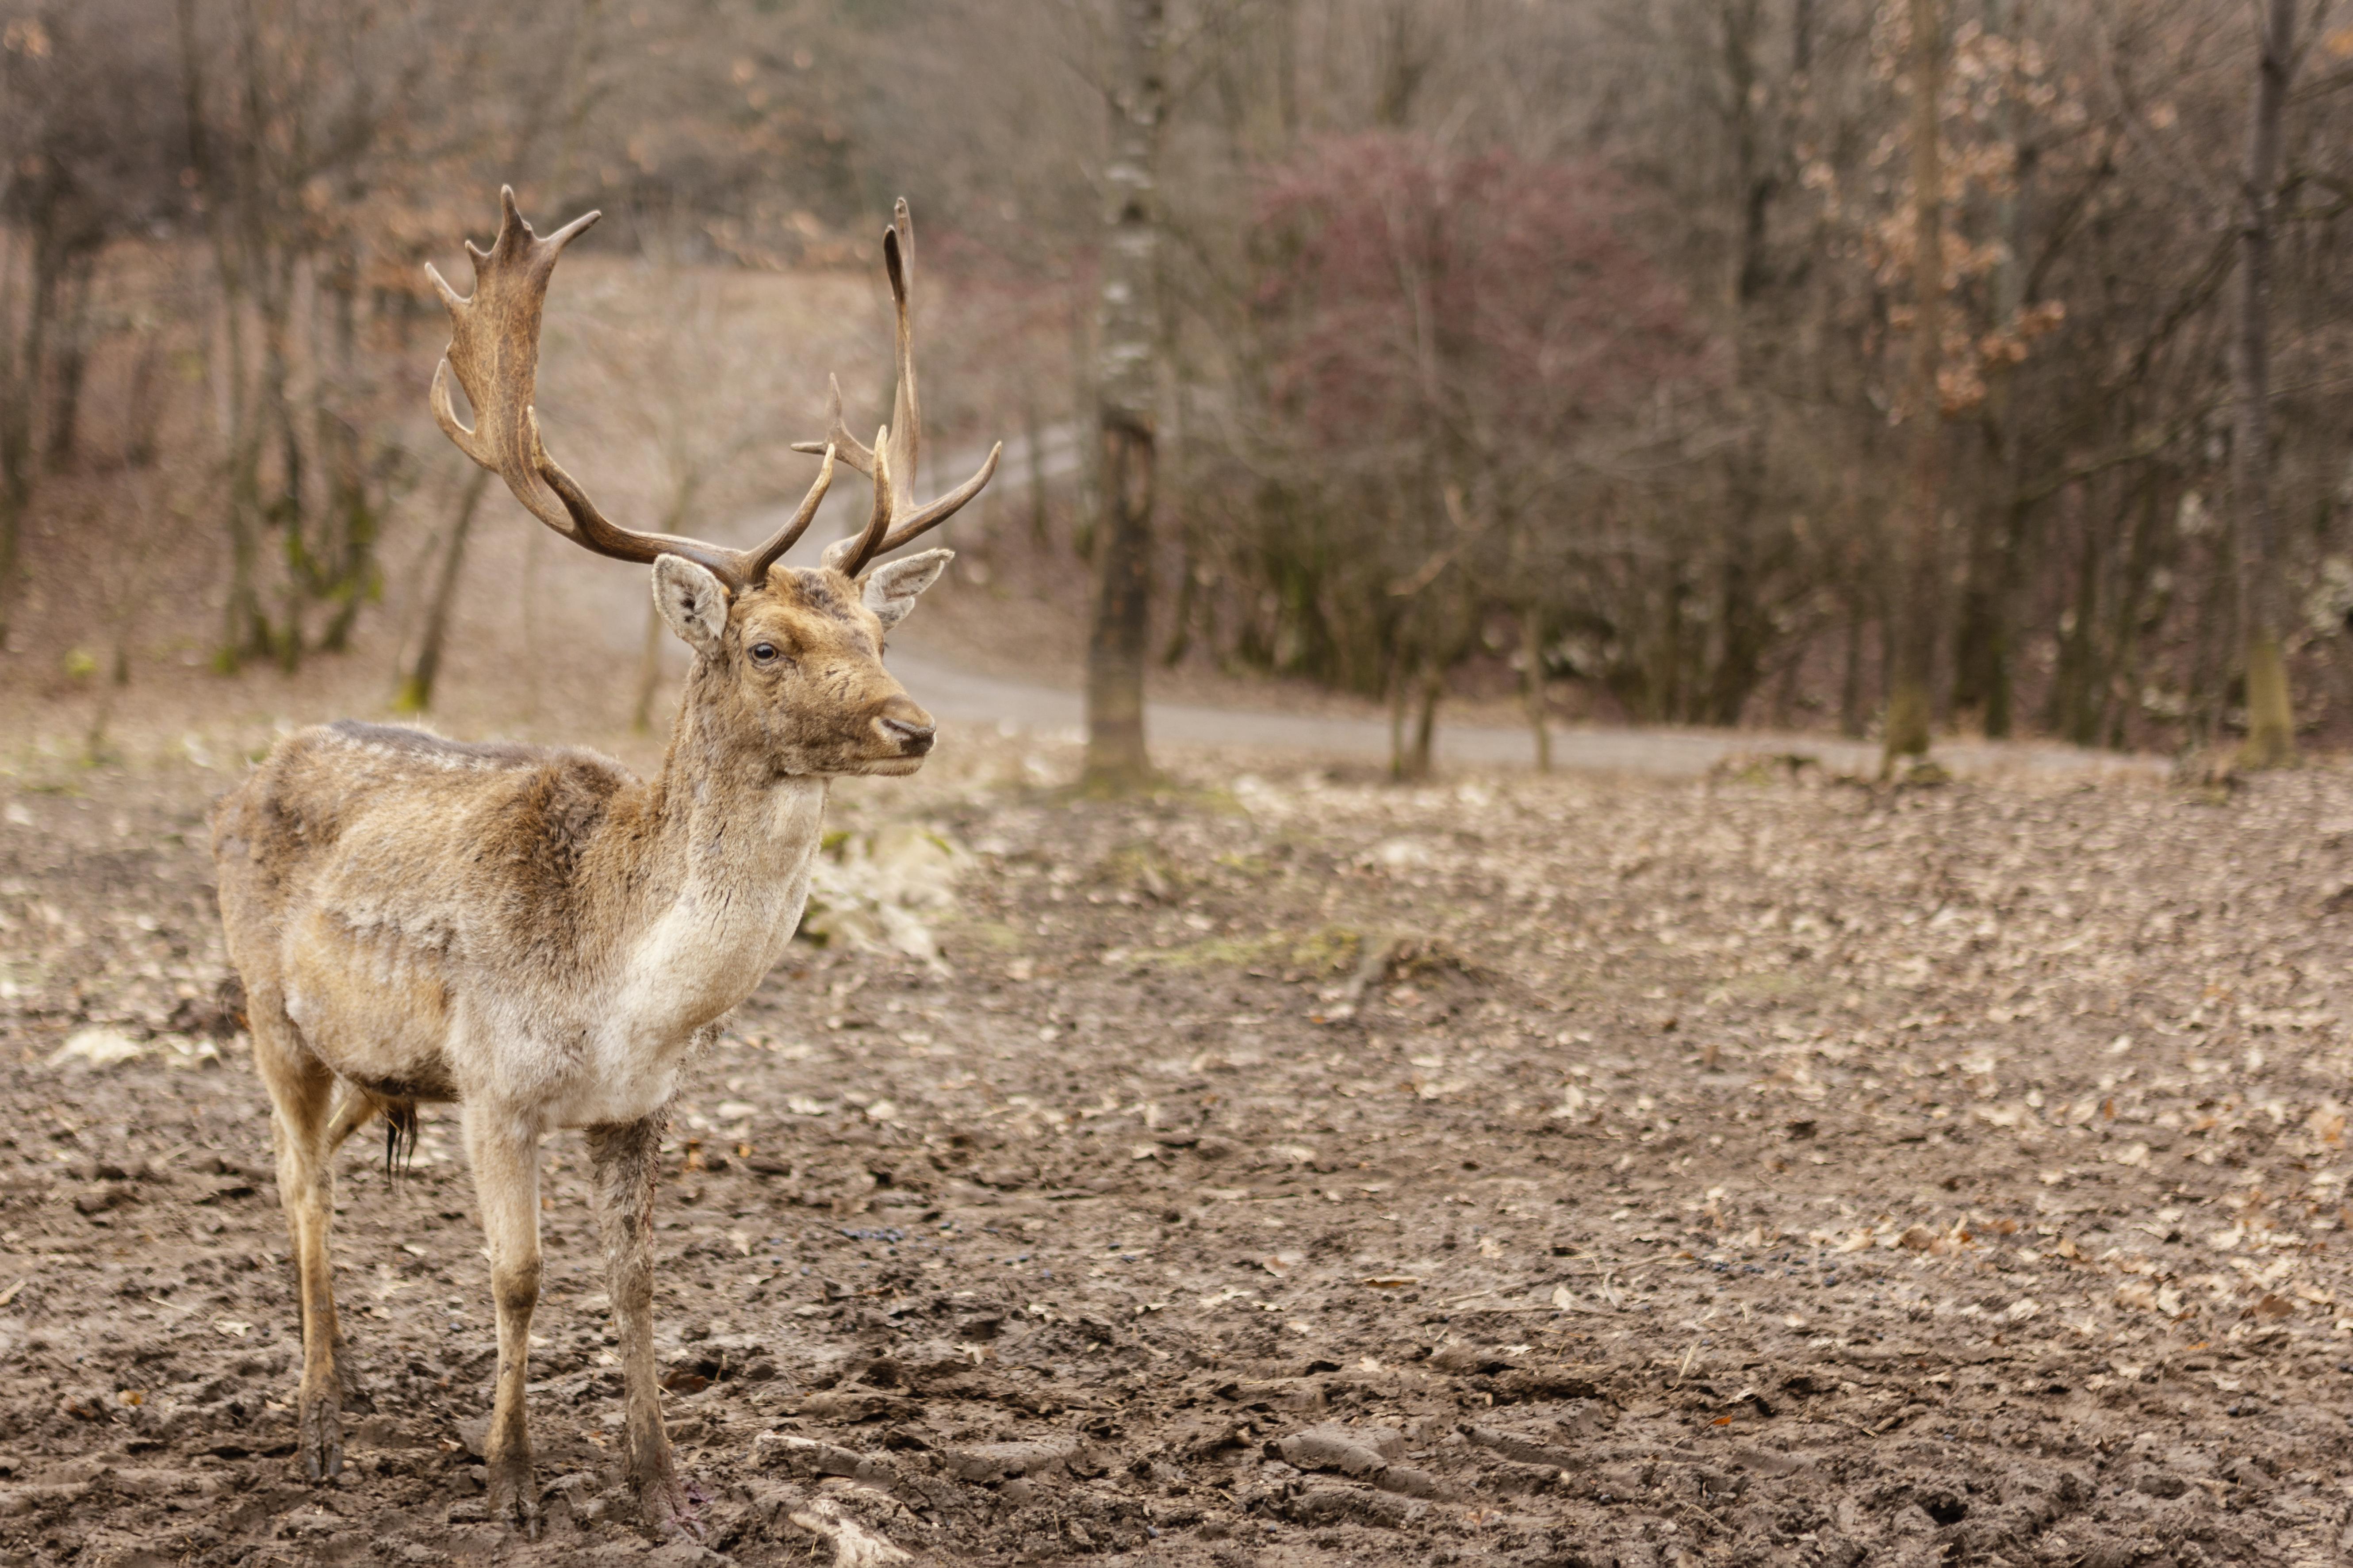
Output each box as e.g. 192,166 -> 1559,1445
617,667 -> 830,1036
650,670 -> 830,874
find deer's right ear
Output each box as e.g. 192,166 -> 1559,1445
652,555 -> 730,657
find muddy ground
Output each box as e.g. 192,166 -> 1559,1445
7,725 -> 2353,1568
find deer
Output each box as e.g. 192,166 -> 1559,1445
209,187 -> 998,1538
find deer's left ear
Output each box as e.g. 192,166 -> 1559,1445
653,554 -> 731,656
861,548 -> 953,632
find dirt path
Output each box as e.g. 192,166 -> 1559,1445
888,649 -> 2171,783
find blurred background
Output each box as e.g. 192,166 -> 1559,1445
4,0 -> 2352,774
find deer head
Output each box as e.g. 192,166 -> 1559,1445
427,187 -> 1000,776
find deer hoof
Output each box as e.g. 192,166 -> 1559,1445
488,1461 -> 542,1541
297,1391 -> 344,1482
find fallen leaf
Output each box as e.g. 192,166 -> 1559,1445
48,1028 -> 143,1070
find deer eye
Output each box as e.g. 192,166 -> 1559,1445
750,642 -> 780,664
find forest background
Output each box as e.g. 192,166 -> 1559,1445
5,0 -> 2353,779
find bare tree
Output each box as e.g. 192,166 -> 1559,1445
1084,0 -> 1167,793
1883,0 -> 1946,772
392,466 -> 491,713
2233,0 -> 2299,769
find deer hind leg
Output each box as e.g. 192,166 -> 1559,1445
464,1102 -> 545,1539
586,1115 -> 699,1538
250,999 -> 345,1481
319,1086 -> 398,1417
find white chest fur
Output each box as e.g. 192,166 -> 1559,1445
551,778 -> 828,1127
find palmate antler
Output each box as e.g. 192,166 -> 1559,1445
793,198 -> 1003,575
426,187 -> 834,593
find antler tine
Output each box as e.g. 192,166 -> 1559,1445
799,197 -> 1000,576
882,202 -> 920,501
429,186 -> 807,593
828,425 -> 898,575
872,440 -> 1003,557
789,375 -> 879,477
743,445 -> 837,582
427,187 -> 599,539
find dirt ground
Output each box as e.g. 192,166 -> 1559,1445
8,711 -> 2353,1568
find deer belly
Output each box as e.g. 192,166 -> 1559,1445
282,909 -> 456,1095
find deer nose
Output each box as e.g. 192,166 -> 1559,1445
879,714 -> 935,756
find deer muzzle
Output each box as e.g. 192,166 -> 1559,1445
876,704 -> 935,757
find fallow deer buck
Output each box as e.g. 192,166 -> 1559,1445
211,188 -> 998,1537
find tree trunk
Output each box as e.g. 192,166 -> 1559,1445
42,250 -> 97,473
0,230 -> 29,648
1952,0 -> 2030,735
1082,0 -> 1166,795
1068,303 -> 1098,562
632,493 -> 698,733
1025,395 -> 1050,547
395,467 -> 492,713
318,252 -> 379,653
259,264 -> 305,672
1708,490 -> 1770,725
1387,647 -> 1410,778
1521,608 -> 1552,772
1406,658 -> 1442,780
2045,514 -> 2103,745
1838,589 -> 1866,738
124,332 -> 163,470
632,597 -> 666,734
2234,0 -> 2297,769
1162,523 -> 1199,666
2104,479 -> 2169,751
1882,0 -> 1945,774
180,0 -> 271,670
2185,507 -> 2230,754
0,219 -> 65,647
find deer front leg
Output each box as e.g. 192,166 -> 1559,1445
586,1115 -> 698,1538
464,1103 -> 544,1539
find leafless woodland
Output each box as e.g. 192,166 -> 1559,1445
5,1 -> 2353,767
